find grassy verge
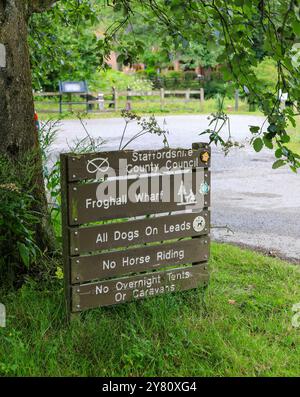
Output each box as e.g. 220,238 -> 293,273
287,115 -> 300,154
36,98 -> 263,121
0,243 -> 299,377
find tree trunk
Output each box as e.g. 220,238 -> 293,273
0,0 -> 56,253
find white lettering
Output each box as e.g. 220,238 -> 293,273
103,259 -> 116,270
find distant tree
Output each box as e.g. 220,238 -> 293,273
29,1 -> 101,91
179,41 -> 223,70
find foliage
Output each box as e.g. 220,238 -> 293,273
27,0 -> 300,170
28,1 -> 226,94
100,0 -> 300,171
38,120 -> 63,239
204,72 -> 235,99
29,0 -> 102,91
135,69 -> 232,97
253,58 -> 278,93
0,158 -> 41,284
118,110 -> 169,149
95,69 -> 153,92
199,95 -> 244,154
148,70 -> 200,89
179,41 -> 223,70
287,115 -> 300,154
0,243 -> 299,376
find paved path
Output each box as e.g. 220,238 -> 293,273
50,115 -> 300,262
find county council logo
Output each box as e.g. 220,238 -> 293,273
86,157 -> 110,174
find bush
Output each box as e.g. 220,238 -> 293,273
0,181 -> 40,285
136,67 -> 158,81
0,153 -> 49,285
204,71 -> 235,99
91,69 -> 153,92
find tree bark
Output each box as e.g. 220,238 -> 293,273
0,0 -> 58,254
0,1 -> 37,156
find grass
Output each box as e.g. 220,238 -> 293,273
36,97 -> 263,121
0,242 -> 299,377
287,116 -> 300,154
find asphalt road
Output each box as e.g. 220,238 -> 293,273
51,114 -> 300,262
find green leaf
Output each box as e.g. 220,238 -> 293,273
263,136 -> 273,149
17,242 -> 30,268
275,148 -> 282,158
253,137 -> 263,152
220,66 -> 232,81
267,124 -> 277,134
292,20 -> 300,36
280,134 -> 290,143
250,126 -> 260,134
272,160 -> 286,169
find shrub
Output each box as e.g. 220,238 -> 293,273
91,69 -> 153,92
0,182 -> 41,285
204,71 -> 235,99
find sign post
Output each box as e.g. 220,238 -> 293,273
60,144 -> 211,319
58,81 -> 89,113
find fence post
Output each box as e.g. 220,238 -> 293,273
126,86 -> 132,111
112,87 -> 118,111
200,88 -> 205,104
59,94 -> 62,113
160,88 -> 165,110
185,88 -> 190,102
235,89 -> 239,112
98,92 -> 104,111
68,93 -> 72,112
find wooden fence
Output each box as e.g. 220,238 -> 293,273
33,87 -> 206,114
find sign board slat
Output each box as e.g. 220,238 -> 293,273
67,147 -> 211,181
68,170 -> 210,225
69,210 -> 210,255
71,237 -> 209,283
72,264 -> 209,311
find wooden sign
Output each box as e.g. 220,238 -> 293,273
71,237 -> 209,283
69,210 -> 210,255
72,264 -> 209,311
68,171 -> 210,225
67,147 -> 211,181
60,143 -> 211,318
